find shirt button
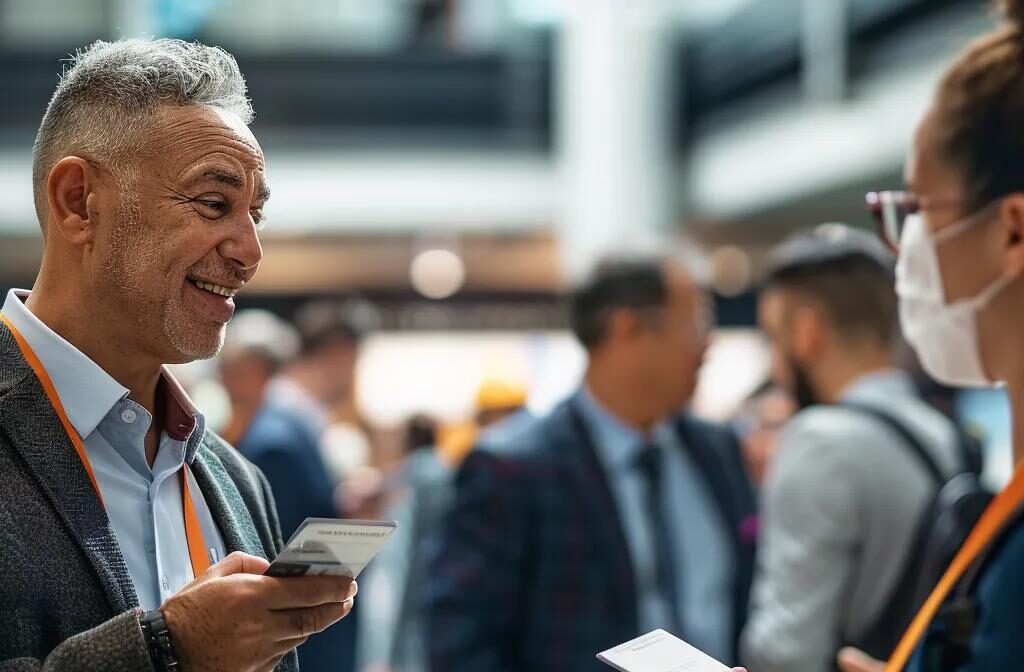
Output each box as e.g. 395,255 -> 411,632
162,575 -> 170,592
121,408 -> 137,424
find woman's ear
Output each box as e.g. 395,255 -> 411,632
45,157 -> 98,245
998,193 -> 1024,277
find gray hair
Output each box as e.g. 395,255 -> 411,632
32,38 -> 254,228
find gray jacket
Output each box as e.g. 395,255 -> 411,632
0,323 -> 298,671
741,371 -> 962,672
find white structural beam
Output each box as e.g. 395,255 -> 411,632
555,0 -> 677,281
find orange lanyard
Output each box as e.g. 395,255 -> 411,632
887,462 -> 1024,671
1,313 -> 211,579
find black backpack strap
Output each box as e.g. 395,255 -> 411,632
953,426 -> 985,477
833,402 -> 950,661
840,402 -> 946,484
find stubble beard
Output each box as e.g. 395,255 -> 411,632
101,189 -> 226,364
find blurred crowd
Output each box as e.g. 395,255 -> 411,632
11,3 -> 1024,669
199,224 -> 988,672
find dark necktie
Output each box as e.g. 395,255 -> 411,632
635,443 -> 682,633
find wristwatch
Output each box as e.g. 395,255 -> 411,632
138,608 -> 181,671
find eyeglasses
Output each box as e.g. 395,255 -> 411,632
867,191 -> 999,251
865,191 -> 920,251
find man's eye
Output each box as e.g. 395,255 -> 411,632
199,200 -> 228,214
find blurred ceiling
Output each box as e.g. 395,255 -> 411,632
0,0 -> 997,295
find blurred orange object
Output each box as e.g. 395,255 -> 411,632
437,379 -> 529,465
475,379 -> 527,411
437,421 -> 478,466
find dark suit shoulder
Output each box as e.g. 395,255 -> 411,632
0,325 -> 33,400
239,405 -> 317,456
679,413 -> 740,448
476,401 -> 578,462
677,414 -> 748,476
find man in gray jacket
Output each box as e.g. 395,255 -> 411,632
741,226 -> 962,672
0,39 -> 355,671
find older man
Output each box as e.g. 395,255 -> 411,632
427,256 -> 756,672
0,40 -> 354,671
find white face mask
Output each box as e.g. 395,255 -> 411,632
896,211 -> 1011,387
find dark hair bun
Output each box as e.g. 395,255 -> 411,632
999,0 -> 1024,30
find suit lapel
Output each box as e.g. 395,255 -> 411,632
674,416 -> 742,551
674,415 -> 758,655
0,327 -> 138,612
561,401 -> 638,631
190,440 -> 266,558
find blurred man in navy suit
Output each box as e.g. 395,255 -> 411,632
426,255 -> 757,672
239,301 -> 370,672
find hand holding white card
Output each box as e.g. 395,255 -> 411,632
597,630 -> 733,672
265,518 -> 397,579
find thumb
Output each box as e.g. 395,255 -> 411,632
838,647 -> 886,672
201,551 -> 271,580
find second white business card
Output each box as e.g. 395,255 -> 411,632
597,630 -> 731,672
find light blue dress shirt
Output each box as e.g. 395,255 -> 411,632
2,289 -> 226,611
576,389 -> 735,662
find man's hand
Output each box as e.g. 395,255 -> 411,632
838,647 -> 886,672
162,551 -> 358,672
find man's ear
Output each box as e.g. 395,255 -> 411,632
999,193 -> 1024,278
790,304 -> 825,364
45,157 -> 100,245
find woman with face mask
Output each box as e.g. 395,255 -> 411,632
841,1 -> 1024,671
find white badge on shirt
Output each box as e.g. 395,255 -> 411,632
597,630 -> 730,672
265,518 -> 397,579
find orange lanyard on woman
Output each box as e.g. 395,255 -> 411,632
0,313 -> 212,578
886,462 -> 1024,671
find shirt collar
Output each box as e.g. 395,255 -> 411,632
159,365 -> 203,448
839,369 -> 917,405
2,289 -> 202,454
575,387 -> 653,470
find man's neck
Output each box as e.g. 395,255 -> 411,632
817,353 -> 894,405
24,287 -> 162,416
584,366 -> 664,434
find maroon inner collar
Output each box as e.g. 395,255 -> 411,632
156,370 -> 198,442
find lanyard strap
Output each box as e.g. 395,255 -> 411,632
1,313 -> 211,579
886,462 -> 1024,671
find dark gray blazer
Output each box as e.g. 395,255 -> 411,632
0,322 -> 298,671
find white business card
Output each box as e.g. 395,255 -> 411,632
265,518 -> 397,579
597,630 -> 731,672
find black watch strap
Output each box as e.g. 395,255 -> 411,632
139,609 -> 180,671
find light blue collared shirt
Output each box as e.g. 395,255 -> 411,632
2,289 -> 226,611
576,389 -> 735,663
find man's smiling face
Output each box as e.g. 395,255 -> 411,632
91,104 -> 269,363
